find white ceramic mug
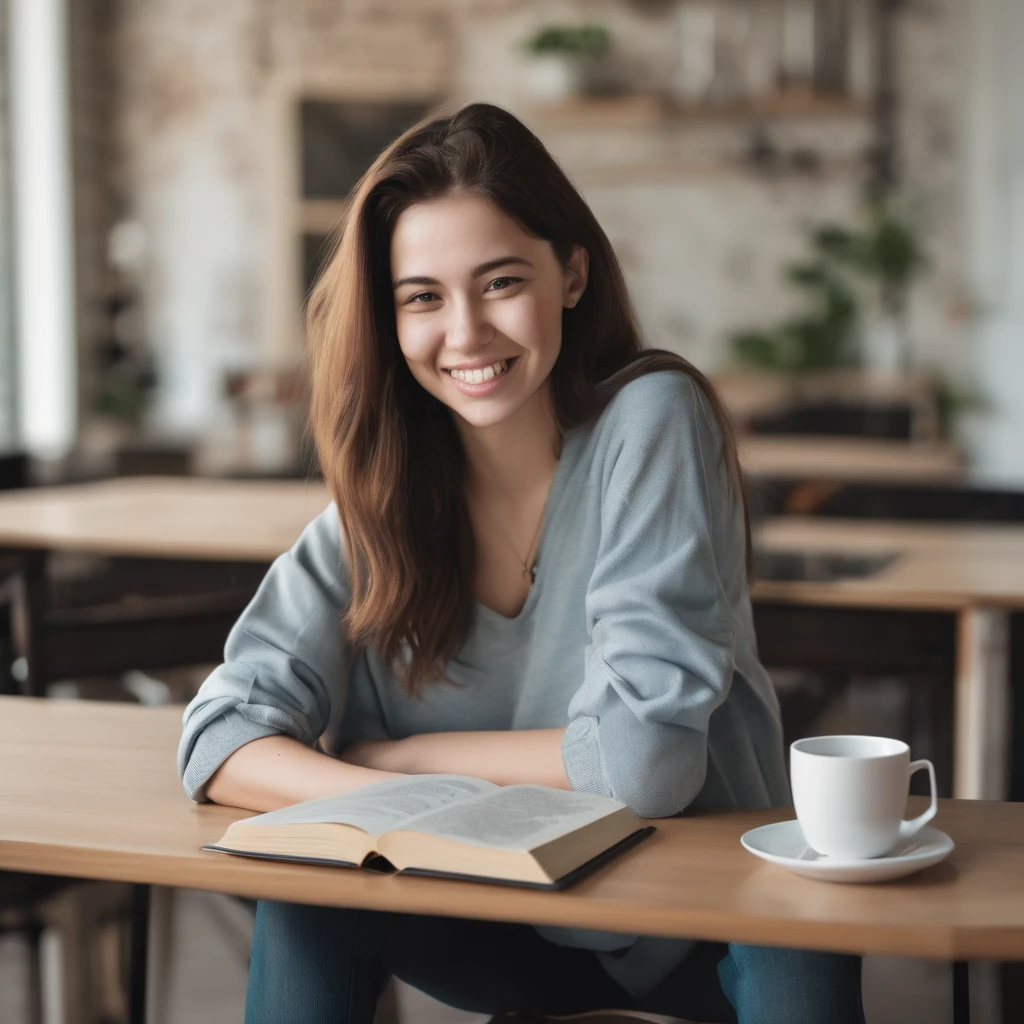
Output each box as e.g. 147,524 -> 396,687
790,735 -> 937,860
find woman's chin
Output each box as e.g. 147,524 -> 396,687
450,402 -> 521,432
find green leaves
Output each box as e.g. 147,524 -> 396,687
814,199 -> 926,291
730,196 -> 926,373
731,259 -> 859,372
526,25 -> 611,59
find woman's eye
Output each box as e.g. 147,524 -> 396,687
408,291 -> 440,304
486,276 -> 523,292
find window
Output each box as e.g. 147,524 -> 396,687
0,3 -> 15,453
297,100 -> 432,298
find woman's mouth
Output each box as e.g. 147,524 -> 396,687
443,357 -> 518,394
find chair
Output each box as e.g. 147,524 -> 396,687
0,452 -> 29,692
799,481 -> 1024,522
0,874 -> 64,1024
7,551 -> 266,696
748,401 -> 914,439
0,874 -> 132,1024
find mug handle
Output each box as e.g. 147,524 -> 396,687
899,759 -> 938,841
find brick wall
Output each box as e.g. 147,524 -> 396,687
105,0 -> 968,445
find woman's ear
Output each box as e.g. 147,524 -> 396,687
564,245 -> 589,308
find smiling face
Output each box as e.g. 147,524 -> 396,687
390,192 -> 587,437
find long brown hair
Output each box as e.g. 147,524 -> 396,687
307,102 -> 748,694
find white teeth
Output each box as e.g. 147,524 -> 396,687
448,359 -> 511,383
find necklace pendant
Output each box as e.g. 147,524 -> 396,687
529,563 -> 538,583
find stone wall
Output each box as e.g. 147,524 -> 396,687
105,0 -> 968,448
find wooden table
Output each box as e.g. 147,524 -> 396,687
3,698 -> 1024,1024
1,479 -> 1022,798
739,436 -> 965,484
0,478 -> 330,694
714,367 -> 949,444
0,477 -> 328,561
752,518 -> 1024,801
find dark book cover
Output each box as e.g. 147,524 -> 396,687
202,825 -> 655,890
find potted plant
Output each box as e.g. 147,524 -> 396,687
730,257 -> 860,374
728,198 -> 981,439
813,197 -> 926,372
522,24 -> 611,101
730,196 -> 926,374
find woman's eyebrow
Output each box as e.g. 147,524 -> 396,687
392,255 -> 534,290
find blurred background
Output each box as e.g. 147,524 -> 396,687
0,0 -> 1018,483
1,1 -> 1023,1023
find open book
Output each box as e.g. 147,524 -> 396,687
204,775 -> 653,889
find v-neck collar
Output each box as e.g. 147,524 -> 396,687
472,426 -> 582,628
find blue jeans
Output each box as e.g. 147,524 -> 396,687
244,901 -> 865,1024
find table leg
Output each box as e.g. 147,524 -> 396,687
129,884 -> 149,1024
146,886 -> 175,1024
954,608 -> 1011,799
8,550 -> 47,697
26,921 -> 43,1024
954,961 -> 971,1024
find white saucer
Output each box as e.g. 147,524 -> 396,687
741,820 -> 954,883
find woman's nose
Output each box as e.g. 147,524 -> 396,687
446,298 -> 491,351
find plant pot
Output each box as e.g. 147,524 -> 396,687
524,54 -> 586,101
862,308 -> 910,373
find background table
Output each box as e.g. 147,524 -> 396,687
713,368 -> 952,446
751,517 -> 1024,800
739,436 -> 965,484
0,477 -> 327,561
4,477 -> 1023,798
0,478 -> 329,695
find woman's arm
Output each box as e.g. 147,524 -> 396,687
178,504 -> 385,806
562,375 -> 744,818
206,734 -> 405,812
343,728 -> 571,790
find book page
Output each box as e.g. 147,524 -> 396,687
400,785 -> 630,851
233,775 -> 497,839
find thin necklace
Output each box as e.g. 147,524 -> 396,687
475,497 -> 546,583
468,433 -> 564,584
506,507 -> 546,583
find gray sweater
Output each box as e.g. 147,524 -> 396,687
177,370 -> 788,994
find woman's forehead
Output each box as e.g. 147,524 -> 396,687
390,194 -> 548,274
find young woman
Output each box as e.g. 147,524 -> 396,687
178,103 -> 864,1024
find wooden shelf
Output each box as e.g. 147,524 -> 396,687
521,91 -> 869,129
676,92 -> 870,121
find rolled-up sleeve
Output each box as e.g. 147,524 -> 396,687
177,502 -> 353,802
562,375 -> 742,818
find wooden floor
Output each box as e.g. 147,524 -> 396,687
0,886 -> 999,1024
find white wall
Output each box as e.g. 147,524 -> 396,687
963,0 -> 1024,483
